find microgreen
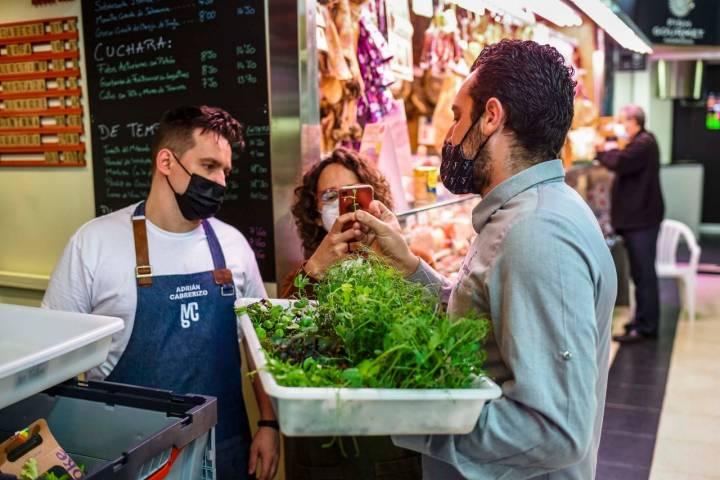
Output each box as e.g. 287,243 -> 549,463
237,252 -> 490,389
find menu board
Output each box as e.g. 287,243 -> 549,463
82,0 -> 276,280
0,16 -> 85,167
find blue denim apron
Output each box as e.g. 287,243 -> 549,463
107,202 -> 251,479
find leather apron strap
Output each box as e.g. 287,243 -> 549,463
132,203 -> 153,287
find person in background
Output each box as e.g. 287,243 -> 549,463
43,106 -> 280,480
354,40 -> 617,479
280,146 -> 423,479
597,104 -> 665,342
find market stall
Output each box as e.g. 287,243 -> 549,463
266,0 -> 610,282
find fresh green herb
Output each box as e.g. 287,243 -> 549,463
19,458 -> 39,480
238,252 -> 490,389
18,459 -> 85,480
42,472 -> 68,480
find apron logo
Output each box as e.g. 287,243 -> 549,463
180,302 -> 200,329
169,283 -> 209,301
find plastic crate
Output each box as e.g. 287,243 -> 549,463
0,379 -> 217,480
238,298 -> 502,437
0,304 -> 124,410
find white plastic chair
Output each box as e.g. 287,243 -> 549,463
656,219 -> 702,323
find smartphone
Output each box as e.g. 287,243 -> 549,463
338,184 -> 374,231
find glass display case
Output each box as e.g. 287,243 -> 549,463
397,196 -> 478,280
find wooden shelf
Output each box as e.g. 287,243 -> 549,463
0,107 -> 82,117
0,160 -> 85,168
0,17 -> 77,28
0,50 -> 79,64
0,143 -> 85,153
0,31 -> 78,46
0,68 -> 80,82
0,126 -> 83,134
0,88 -> 82,100
0,18 -> 83,169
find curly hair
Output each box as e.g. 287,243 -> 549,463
469,40 -> 576,164
292,147 -> 394,257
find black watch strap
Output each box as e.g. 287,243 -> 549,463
257,419 -> 280,430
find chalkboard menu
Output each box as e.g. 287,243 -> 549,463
82,0 -> 275,280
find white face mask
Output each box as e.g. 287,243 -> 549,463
613,123 -> 628,139
320,199 -> 339,232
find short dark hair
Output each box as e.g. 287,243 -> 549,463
291,147 -> 394,258
469,40 -> 576,163
150,105 -> 244,172
620,104 -> 646,129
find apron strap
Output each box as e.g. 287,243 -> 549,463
202,219 -> 235,297
132,202 -> 153,287
130,202 -> 234,295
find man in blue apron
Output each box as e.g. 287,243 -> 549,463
43,106 -> 280,479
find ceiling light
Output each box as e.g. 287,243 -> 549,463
525,0 -> 583,27
568,0 -> 652,53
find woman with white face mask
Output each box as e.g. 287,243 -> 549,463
280,147 -> 396,297
280,148 -> 423,479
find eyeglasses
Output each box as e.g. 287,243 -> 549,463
317,187 -> 339,204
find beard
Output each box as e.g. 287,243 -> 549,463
471,137 -> 493,195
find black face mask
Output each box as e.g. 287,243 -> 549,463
166,152 -> 226,220
440,118 -> 492,195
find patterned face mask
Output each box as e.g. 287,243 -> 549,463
440,119 -> 492,195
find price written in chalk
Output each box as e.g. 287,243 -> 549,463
250,164 -> 268,174
200,50 -> 218,62
249,226 -> 268,237
248,236 -> 267,250
202,77 -> 218,88
199,10 -> 217,22
236,60 -> 257,70
248,226 -> 269,258
237,6 -> 256,15
200,49 -> 219,90
251,179 -> 270,189
237,74 -> 258,85
236,44 -> 257,55
202,64 -> 218,75
250,192 -> 270,201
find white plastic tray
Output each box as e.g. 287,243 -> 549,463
238,298 -> 501,436
0,303 -> 124,410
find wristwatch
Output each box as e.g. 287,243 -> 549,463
257,419 -> 280,430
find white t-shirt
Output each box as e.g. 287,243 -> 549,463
42,202 -> 267,380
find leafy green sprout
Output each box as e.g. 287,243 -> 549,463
236,251 -> 490,389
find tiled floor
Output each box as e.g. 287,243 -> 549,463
597,255 -> 720,480
597,284 -> 680,480
649,274 -> 720,480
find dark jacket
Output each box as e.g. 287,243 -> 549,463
597,130 -> 665,231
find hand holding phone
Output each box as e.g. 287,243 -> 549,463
338,184 -> 374,232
